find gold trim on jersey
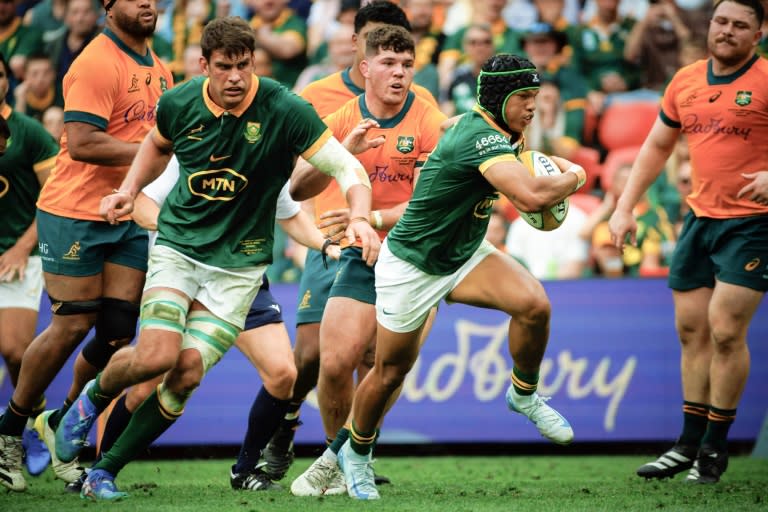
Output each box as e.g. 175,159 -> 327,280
33,155 -> 57,174
202,75 -> 259,118
150,126 -> 173,150
478,154 -> 519,175
472,105 -> 513,139
300,128 -> 333,160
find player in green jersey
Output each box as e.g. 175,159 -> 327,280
54,17 -> 379,501
337,54 -> 587,500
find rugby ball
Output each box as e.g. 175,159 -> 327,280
515,150 -> 569,231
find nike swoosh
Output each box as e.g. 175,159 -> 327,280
209,154 -> 231,162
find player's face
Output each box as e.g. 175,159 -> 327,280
0,0 -> 14,26
361,48 -> 414,106
503,89 -> 539,132
110,0 -> 158,39
708,1 -> 762,66
202,50 -> 254,111
0,62 -> 9,107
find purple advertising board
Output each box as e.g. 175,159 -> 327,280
1,278 -> 765,445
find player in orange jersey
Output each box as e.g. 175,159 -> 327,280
0,0 -> 172,493
610,0 -> 768,484
262,0 -> 437,482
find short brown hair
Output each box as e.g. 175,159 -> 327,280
364,25 -> 414,57
201,17 -> 256,61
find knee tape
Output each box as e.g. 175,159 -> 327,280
140,289 -> 189,335
49,296 -> 101,316
182,310 -> 239,376
82,298 -> 140,368
156,382 -> 190,417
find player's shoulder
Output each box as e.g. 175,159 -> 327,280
300,71 -> 343,98
410,82 -> 438,106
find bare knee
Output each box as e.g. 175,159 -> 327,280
50,315 -> 96,347
516,289 -> 551,328
0,343 -> 26,368
166,350 -> 204,394
263,362 -> 297,400
293,327 -> 320,372
320,351 -> 355,385
378,361 -> 411,393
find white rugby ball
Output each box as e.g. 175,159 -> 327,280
515,150 -> 569,231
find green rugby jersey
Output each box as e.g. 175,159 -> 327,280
386,107 -> 523,275
154,75 -> 330,268
0,107 -> 59,253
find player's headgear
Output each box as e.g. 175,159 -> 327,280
476,54 -> 540,133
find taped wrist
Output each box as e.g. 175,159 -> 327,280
566,165 -> 586,192
306,137 -> 371,195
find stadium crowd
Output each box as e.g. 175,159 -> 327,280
3,0 -> 757,282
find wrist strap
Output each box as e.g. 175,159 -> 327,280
566,165 -> 587,192
370,210 -> 383,230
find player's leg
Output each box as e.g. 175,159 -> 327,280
447,243 -> 573,445
264,249 -> 334,479
230,283 -> 296,491
0,255 -> 51,477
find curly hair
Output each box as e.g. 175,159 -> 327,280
476,54 -> 540,133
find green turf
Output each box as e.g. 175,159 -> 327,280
2,456 -> 767,511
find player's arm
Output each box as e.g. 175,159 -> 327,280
299,135 -> 379,265
290,119 -> 384,201
66,122 -> 143,166
255,27 -> 306,60
609,118 -> 678,248
483,156 -> 585,213
132,193 -> 160,231
100,128 -> 174,224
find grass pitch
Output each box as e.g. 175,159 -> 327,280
2,455 -> 767,512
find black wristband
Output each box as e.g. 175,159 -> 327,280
321,238 -> 336,270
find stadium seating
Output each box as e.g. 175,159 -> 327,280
568,192 -> 602,214
597,100 -> 659,152
567,146 -> 601,194
600,145 -> 642,191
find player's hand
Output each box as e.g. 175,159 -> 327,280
608,209 -> 637,250
100,191 -> 134,225
0,245 -> 29,282
318,208 -> 351,240
325,243 -> 341,260
343,119 -> 385,155
346,219 -> 380,266
737,171 -> 768,206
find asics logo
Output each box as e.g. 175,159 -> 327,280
709,91 -> 722,102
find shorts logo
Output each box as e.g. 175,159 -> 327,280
128,74 -> 140,93
63,241 -> 81,260
744,257 -> 761,272
244,122 -> 262,144
396,136 -> 415,154
735,90 -> 752,107
50,302 -> 63,313
298,290 -> 311,310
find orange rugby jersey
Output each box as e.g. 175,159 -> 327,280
661,55 -> 768,218
38,29 -> 173,221
323,91 -> 446,244
299,68 -> 437,226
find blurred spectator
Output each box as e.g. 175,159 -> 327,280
405,0 -> 443,99
181,43 -> 203,81
438,0 -> 523,100
0,0 -> 43,85
156,0 -> 215,82
503,0 -> 582,30
45,0 -> 102,87
23,0 -> 66,44
440,23 -> 493,116
12,53 -> 63,122
505,203 -> 590,280
293,22 -> 354,92
624,0 -> 692,91
590,163 -> 675,277
42,105 -> 64,141
253,44 -> 274,77
307,0 -> 358,64
248,0 -> 309,88
569,0 -> 640,113
672,159 -> 692,236
521,23 -> 588,159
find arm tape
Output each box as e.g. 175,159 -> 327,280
306,137 -> 371,196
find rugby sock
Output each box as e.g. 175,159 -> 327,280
511,366 -> 539,396
678,401 -> 709,446
329,426 -> 350,455
47,398 -> 73,430
93,388 -> 178,476
31,395 -> 47,418
233,386 -> 290,474
701,407 -> 737,451
88,373 -> 121,411
349,421 -> 376,456
99,394 -> 132,456
0,400 -> 32,435
284,400 -> 303,421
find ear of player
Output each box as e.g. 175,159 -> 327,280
516,150 -> 585,232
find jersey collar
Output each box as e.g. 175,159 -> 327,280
202,75 -> 259,118
0,104 -> 11,120
707,53 -> 759,85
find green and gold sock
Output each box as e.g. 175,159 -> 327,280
511,366 -> 538,396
